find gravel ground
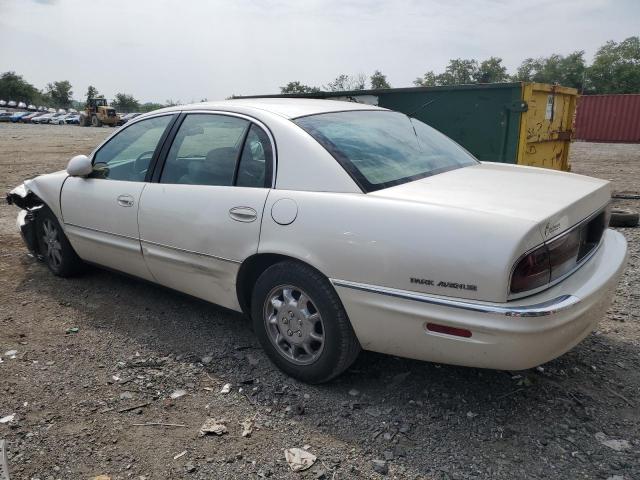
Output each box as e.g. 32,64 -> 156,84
1,124 -> 639,480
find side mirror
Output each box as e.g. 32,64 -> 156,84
66,155 -> 92,177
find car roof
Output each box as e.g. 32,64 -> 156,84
161,98 -> 386,119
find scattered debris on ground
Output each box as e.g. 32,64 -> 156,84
0,127 -> 639,478
199,418 -> 228,436
284,447 -> 317,472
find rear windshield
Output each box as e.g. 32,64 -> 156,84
294,110 -> 478,192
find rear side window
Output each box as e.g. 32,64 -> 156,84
160,114 -> 249,186
236,124 -> 273,188
160,114 -> 272,188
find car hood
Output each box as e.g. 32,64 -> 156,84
370,162 -> 611,241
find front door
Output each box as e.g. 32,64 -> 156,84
61,114 -> 175,280
138,113 -> 274,310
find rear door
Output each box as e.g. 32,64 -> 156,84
138,112 -> 274,310
61,114 -> 176,280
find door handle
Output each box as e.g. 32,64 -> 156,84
229,206 -> 257,223
117,194 -> 134,207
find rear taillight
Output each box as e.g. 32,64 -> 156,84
548,229 -> 580,281
510,244 -> 550,293
510,209 -> 607,295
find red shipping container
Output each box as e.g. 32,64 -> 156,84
574,94 -> 640,143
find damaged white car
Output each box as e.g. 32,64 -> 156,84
7,99 -> 627,383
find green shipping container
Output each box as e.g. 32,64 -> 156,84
240,82 -> 577,171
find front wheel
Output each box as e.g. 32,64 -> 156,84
251,261 -> 360,383
36,207 -> 84,277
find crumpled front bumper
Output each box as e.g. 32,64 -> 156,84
332,229 -> 628,370
16,209 -> 39,256
7,182 -> 42,257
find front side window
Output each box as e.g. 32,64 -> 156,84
294,110 -> 478,192
160,114 -> 249,186
92,115 -> 173,181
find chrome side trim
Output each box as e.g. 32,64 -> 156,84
64,223 -> 142,255
65,222 -> 138,241
331,279 -> 580,317
140,239 -> 241,264
65,223 -> 241,265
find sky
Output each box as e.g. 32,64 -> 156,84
0,0 -> 638,104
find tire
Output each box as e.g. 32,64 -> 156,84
610,208 -> 639,228
91,115 -> 102,127
251,261 -> 360,383
36,207 -> 84,277
78,115 -> 89,127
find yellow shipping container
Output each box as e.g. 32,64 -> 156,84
517,83 -> 578,171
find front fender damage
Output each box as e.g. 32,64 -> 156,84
6,182 -> 43,257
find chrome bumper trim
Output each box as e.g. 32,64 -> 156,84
331,279 -> 580,317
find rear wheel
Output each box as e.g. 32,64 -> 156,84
251,261 -> 360,383
36,207 -> 84,277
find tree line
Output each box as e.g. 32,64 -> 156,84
281,36 -> 640,94
0,73 -> 76,109
0,74 -> 172,113
2,36 -> 637,108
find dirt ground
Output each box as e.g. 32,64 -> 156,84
1,124 -> 639,480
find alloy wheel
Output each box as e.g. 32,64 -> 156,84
264,285 -> 325,365
42,218 -> 63,269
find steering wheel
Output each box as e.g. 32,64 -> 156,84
134,150 -> 155,173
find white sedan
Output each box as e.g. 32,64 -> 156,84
6,99 -> 627,383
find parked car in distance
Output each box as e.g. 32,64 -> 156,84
0,111 -> 13,122
31,113 -> 54,124
38,106 -> 46,112
65,114 -> 80,125
8,100 -> 17,108
51,113 -> 67,124
20,112 -> 45,123
9,111 -> 31,122
56,113 -> 76,124
27,104 -> 37,111
0,100 -> 7,107
17,102 -> 27,109
44,113 -> 66,124
5,99 -> 628,383
118,112 -> 142,125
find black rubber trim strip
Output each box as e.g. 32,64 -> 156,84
150,113 -> 186,183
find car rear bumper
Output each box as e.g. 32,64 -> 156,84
332,229 -> 627,370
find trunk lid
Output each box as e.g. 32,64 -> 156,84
370,162 -> 610,241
